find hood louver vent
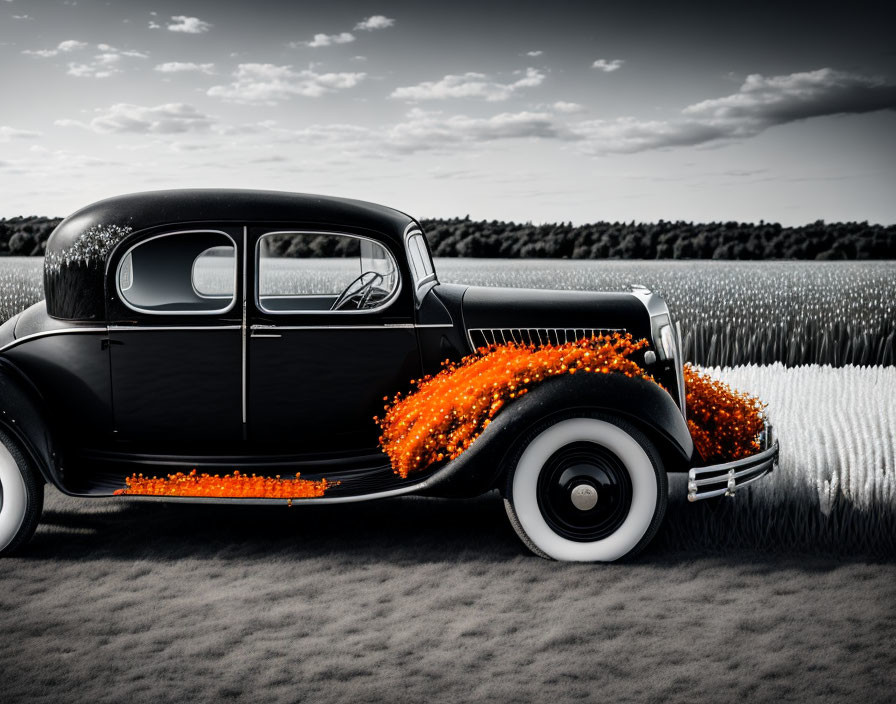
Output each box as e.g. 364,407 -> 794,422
468,327 -> 624,351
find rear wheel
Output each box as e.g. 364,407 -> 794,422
503,415 -> 666,561
0,429 -> 43,557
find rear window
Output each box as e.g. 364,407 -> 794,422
116,231 -> 237,314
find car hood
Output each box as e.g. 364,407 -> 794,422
460,285 -> 652,340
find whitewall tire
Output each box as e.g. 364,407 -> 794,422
0,429 -> 43,556
504,415 -> 667,562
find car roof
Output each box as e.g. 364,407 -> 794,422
42,189 -> 417,322
46,189 -> 416,256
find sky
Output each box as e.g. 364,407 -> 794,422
1,0 -> 895,224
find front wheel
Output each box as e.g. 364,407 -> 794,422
503,415 -> 667,561
0,429 -> 44,557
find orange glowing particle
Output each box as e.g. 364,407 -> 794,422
114,469 -> 329,499
377,334 -> 654,478
683,364 -> 765,463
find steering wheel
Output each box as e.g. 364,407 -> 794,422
331,271 -> 384,311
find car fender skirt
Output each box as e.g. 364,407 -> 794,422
0,360 -> 58,486
419,372 -> 694,497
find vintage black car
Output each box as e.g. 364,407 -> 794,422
0,190 -> 777,561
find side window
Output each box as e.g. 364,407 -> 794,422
256,231 -> 400,313
117,231 -> 236,314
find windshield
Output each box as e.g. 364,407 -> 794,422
360,238 -> 398,295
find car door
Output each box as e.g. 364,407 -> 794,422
247,227 -> 421,454
106,227 -> 244,452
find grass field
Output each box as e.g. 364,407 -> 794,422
0,488 -> 893,704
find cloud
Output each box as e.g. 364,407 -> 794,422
22,39 -> 87,57
526,50 -> 543,57
301,32 -> 355,48
354,15 -> 395,31
67,62 -> 118,78
207,63 -> 366,104
0,126 -> 41,142
12,14 -> 32,20
296,67 -> 896,157
167,16 -> 211,34
155,61 -> 215,74
294,16 -> 392,49
149,21 -> 160,29
592,59 -> 624,73
571,117 -> 724,154
224,108 -> 572,156
64,44 -> 148,78
552,101 -> 584,113
392,67 -> 545,102
58,39 -> 88,53
683,68 -> 896,127
573,68 -> 896,154
385,108 -> 571,153
55,103 -> 215,134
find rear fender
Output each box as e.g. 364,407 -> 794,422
0,359 -> 59,487
420,372 -> 694,497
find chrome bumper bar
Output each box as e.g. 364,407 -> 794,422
687,423 -> 779,502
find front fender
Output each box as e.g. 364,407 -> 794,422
0,358 -> 58,486
420,372 -> 694,498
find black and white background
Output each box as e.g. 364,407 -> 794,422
1,2 -> 894,703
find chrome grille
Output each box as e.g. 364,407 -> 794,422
467,327 -> 624,350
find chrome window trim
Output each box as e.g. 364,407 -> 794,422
241,226 -> 249,428
0,327 -> 107,355
114,230 -> 238,317
250,324 -> 416,331
254,230 -> 402,316
109,325 -> 241,332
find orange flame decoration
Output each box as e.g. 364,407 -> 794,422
377,334 -> 652,478
377,334 -> 766,478
114,470 -> 329,499
682,365 -> 765,463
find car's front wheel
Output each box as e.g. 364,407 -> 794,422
0,429 -> 43,557
503,415 -> 667,561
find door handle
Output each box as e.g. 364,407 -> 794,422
100,338 -> 125,350
251,333 -> 282,338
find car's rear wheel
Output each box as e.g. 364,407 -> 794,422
503,415 -> 666,561
0,429 -> 43,557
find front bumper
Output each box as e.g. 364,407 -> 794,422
687,423 -> 779,502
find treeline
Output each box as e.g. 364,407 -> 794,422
2,215 -> 894,259
419,218 -> 896,260
0,217 -> 61,256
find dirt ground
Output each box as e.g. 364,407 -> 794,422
1,487 -> 894,704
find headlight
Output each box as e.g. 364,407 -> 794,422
658,324 -> 677,360
659,322 -> 687,418
630,286 -> 686,417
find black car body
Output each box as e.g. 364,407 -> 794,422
0,190 -> 778,561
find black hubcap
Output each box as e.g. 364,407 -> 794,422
536,441 -> 633,542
